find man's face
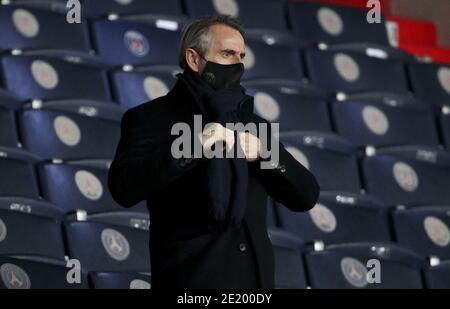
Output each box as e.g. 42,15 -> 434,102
198,24 -> 246,72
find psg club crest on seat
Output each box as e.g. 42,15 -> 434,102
124,30 -> 149,57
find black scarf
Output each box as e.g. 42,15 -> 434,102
178,68 -> 253,229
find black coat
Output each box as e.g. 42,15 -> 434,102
107,77 -> 320,289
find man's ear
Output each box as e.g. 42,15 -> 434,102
185,48 -> 202,73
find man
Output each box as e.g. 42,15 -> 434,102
108,15 -> 320,289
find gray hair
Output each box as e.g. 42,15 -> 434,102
178,15 -> 245,69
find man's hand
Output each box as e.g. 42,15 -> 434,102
198,123 -> 235,153
238,132 -> 262,162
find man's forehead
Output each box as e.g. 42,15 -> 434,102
209,24 -> 245,51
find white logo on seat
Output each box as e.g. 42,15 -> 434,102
129,279 -> 151,289
392,162 -> 419,192
437,67 -> 450,94
317,7 -> 344,36
31,60 -> 59,90
340,257 -> 368,288
242,45 -> 255,70
101,228 -> 130,261
124,30 -> 149,57
0,218 -> 6,242
362,105 -> 389,135
310,203 -> 337,233
115,0 -> 133,5
212,0 -> 239,17
54,115 -> 81,146
1,264 -> 31,289
424,216 -> 450,247
75,170 -> 103,200
254,92 -> 280,122
334,53 -> 360,82
143,76 -> 169,100
12,9 -> 40,38
285,147 -> 310,170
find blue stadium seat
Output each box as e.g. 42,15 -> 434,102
111,65 -> 179,109
305,243 -> 424,288
18,100 -> 123,160
305,48 -> 409,94
92,17 -> 182,67
89,272 -> 151,289
362,146 -> 450,206
1,54 -> 111,101
64,212 -> 150,272
0,197 -> 65,260
37,159 -> 148,214
0,90 -> 21,148
287,2 -> 391,46
276,191 -> 391,245
242,30 -> 304,81
0,4 -> 90,52
408,63 -> 450,108
0,255 -> 89,289
243,79 -> 332,133
268,228 -> 307,289
280,132 -> 361,193
184,0 -> 288,31
393,206 -> 450,259
331,92 -> 439,147
425,260 -> 450,289
326,43 -> 415,63
0,147 -> 40,199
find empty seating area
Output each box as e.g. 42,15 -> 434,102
0,0 -> 449,289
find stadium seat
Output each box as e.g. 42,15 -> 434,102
331,92 -> 439,147
287,2 -> 391,46
305,48 -> 409,94
64,212 -> 150,272
0,255 -> 89,289
0,197 -> 65,260
425,260 -> 450,289
0,90 -> 21,148
408,63 -> 450,108
268,228 -> 308,289
276,191 -> 392,245
0,4 -> 90,52
89,272 -> 151,289
1,54 -> 111,101
111,65 -> 179,109
280,132 -> 361,193
184,0 -> 288,31
393,206 -> 450,259
243,79 -> 332,133
92,17 -> 182,67
362,146 -> 450,206
18,100 -> 123,160
37,159 -> 148,214
242,30 -> 304,81
325,42 -> 416,62
0,147 -> 41,199
305,243 -> 425,288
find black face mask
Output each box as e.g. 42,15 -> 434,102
200,59 -> 245,90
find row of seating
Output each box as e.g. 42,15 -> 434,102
1,44 -> 449,106
2,0 -> 394,50
2,225 -> 449,289
268,191 -> 450,260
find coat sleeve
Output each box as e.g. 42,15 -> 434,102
108,108 -> 202,208
251,115 -> 321,212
